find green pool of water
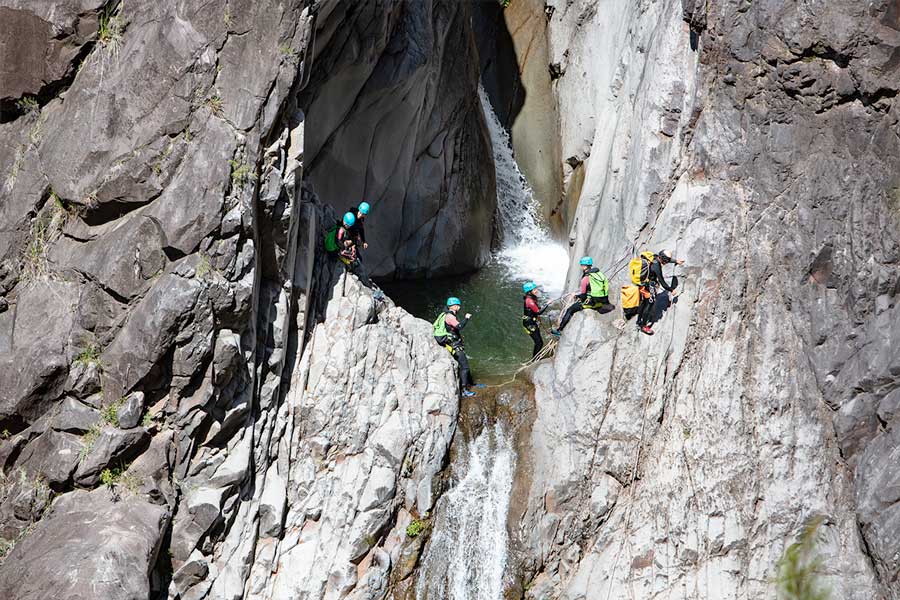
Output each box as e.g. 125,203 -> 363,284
381,262 -> 554,381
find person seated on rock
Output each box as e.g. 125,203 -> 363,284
551,256 -> 613,336
636,249 -> 684,336
522,281 -> 549,358
433,296 -> 478,397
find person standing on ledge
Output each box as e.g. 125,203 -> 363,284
347,201 -> 369,252
635,249 -> 683,336
522,281 -> 549,358
551,256 -> 613,335
433,296 -> 478,397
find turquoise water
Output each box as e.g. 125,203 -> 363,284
381,261 -> 561,380
382,87 -> 571,380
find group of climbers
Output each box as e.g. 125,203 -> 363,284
324,205 -> 683,395
325,201 -> 373,285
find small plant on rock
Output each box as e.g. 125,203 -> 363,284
405,519 -> 429,538
100,399 -> 122,428
15,96 -> 39,115
206,94 -> 224,116
74,343 -> 101,366
776,517 -> 830,600
98,2 -> 125,54
79,424 -> 102,462
229,159 -> 257,190
279,43 -> 300,65
100,465 -> 142,496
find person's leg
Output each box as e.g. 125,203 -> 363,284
637,289 -> 653,327
558,302 -> 583,331
455,349 -> 473,388
528,327 -> 544,358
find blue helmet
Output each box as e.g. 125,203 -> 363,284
446,296 -> 461,307
343,212 -> 356,227
358,201 -> 370,215
522,281 -> 537,294
579,256 -> 593,266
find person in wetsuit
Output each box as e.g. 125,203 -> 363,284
552,256 -> 613,335
636,249 -> 684,335
433,296 -> 477,397
522,281 -> 548,358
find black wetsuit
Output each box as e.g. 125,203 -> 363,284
435,310 -> 474,388
523,294 -> 545,358
558,268 -> 613,331
637,259 -> 677,328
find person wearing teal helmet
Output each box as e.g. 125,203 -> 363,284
433,296 -> 477,397
345,201 -> 369,250
522,281 -> 548,358
551,256 -> 614,336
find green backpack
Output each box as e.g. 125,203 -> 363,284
324,224 -> 339,252
588,270 -> 609,298
432,312 -> 448,338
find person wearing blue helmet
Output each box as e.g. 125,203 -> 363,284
551,256 -> 613,335
346,200 -> 370,250
433,296 -> 477,397
336,212 -> 358,265
522,281 -> 548,358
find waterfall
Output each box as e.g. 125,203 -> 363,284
478,86 -> 568,298
416,425 -> 515,600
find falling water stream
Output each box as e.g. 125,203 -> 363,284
382,86 -> 568,379
416,425 -> 516,600
393,89 -> 564,598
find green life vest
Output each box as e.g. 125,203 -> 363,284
588,270 -> 609,298
433,312 -> 448,338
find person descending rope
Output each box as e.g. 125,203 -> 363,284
632,249 -> 684,336
552,256 -> 613,335
522,281 -> 549,358
433,297 -> 477,397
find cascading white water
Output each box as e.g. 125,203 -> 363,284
416,425 -> 515,600
478,86 -> 569,298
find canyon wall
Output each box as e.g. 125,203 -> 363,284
510,0 -> 900,598
302,0 -> 496,278
0,1 -> 476,598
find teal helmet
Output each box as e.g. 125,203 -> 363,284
522,281 -> 537,294
358,201 -> 370,215
446,296 -> 461,307
343,212 -> 356,227
579,256 -> 593,266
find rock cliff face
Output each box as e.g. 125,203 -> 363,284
0,1 -> 474,598
2,1 -> 900,599
507,0 -> 900,598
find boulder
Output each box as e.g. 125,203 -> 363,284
0,488 -> 169,600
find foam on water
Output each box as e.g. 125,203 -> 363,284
478,86 -> 568,299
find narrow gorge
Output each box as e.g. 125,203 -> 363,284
1,1 -> 900,600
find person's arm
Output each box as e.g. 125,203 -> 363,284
652,261 -> 675,292
575,275 -> 589,300
359,222 -> 366,245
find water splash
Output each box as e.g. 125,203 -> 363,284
478,86 -> 568,299
416,425 -> 515,600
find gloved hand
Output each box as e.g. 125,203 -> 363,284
465,313 -> 472,319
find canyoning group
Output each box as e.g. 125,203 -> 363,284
325,204 -> 684,397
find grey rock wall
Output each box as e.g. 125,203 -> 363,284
302,0 -> 496,279
509,0 -> 900,598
